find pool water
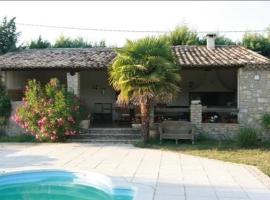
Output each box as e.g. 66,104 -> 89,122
0,170 -> 135,200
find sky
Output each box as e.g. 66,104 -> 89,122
0,1 -> 270,47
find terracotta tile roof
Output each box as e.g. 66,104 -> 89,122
0,45 -> 269,70
172,45 -> 270,68
0,48 -> 116,70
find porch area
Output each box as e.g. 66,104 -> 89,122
3,67 -> 239,131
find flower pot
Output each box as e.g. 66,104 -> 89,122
132,123 -> 141,129
80,120 -> 90,129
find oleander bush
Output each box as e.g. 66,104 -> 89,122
13,78 -> 85,142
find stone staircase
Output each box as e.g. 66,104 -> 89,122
67,128 -> 141,143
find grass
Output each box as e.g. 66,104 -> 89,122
0,134 -> 36,143
135,137 -> 270,177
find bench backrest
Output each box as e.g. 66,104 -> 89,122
160,120 -> 192,134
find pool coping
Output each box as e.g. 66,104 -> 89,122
0,168 -> 154,200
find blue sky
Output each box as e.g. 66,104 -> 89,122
0,1 -> 270,46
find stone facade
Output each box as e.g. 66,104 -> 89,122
67,72 -> 80,96
202,123 -> 239,140
190,100 -> 202,130
190,100 -> 239,140
238,67 -> 270,127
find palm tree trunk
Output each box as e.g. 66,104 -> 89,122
140,101 -> 150,144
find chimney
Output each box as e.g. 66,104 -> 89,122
206,33 -> 216,49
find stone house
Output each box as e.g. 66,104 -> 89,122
0,34 -> 270,139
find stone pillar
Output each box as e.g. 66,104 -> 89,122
190,100 -> 202,131
67,72 -> 80,96
238,67 -> 270,127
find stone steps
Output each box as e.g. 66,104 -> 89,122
81,128 -> 139,134
68,139 -> 140,144
68,128 -> 141,143
72,133 -> 141,140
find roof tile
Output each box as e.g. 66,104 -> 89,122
0,45 -> 269,70
172,45 -> 270,67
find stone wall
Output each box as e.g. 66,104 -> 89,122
202,123 -> 239,140
238,67 -> 270,127
190,100 -> 239,140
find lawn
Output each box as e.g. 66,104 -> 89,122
135,138 -> 270,177
0,135 -> 36,143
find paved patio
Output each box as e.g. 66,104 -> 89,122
0,143 -> 270,200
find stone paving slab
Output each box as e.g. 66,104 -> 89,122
0,143 -> 270,200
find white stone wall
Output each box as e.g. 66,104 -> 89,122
67,72 -> 80,96
5,70 -> 67,89
80,70 -> 118,120
171,69 -> 237,106
238,67 -> 270,127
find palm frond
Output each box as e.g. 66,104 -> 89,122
109,36 -> 181,105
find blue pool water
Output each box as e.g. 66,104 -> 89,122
0,170 -> 136,200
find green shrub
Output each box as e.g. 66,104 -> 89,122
0,82 -> 11,126
13,78 -> 86,142
236,127 -> 258,148
261,113 -> 270,130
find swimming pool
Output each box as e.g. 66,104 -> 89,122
0,170 -> 136,200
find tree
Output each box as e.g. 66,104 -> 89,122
199,35 -> 236,45
29,36 -> 51,49
0,81 -> 11,126
163,25 -> 200,45
53,35 -> 74,48
242,32 -> 270,57
53,35 -> 107,48
93,40 -> 106,47
53,35 -> 92,48
109,37 -> 181,143
0,17 -> 19,54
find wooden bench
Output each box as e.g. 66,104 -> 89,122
158,120 -> 195,144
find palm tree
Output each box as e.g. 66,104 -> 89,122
109,37 -> 181,143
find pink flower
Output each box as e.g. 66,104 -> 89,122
11,115 -> 20,123
64,130 -> 76,136
57,118 -> 64,126
67,116 -> 75,124
40,126 -> 46,133
38,117 -> 47,127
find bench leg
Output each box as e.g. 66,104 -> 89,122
176,139 -> 178,145
160,139 -> 162,144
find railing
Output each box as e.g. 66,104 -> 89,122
154,106 -> 190,122
154,106 -> 239,124
202,107 -> 238,123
